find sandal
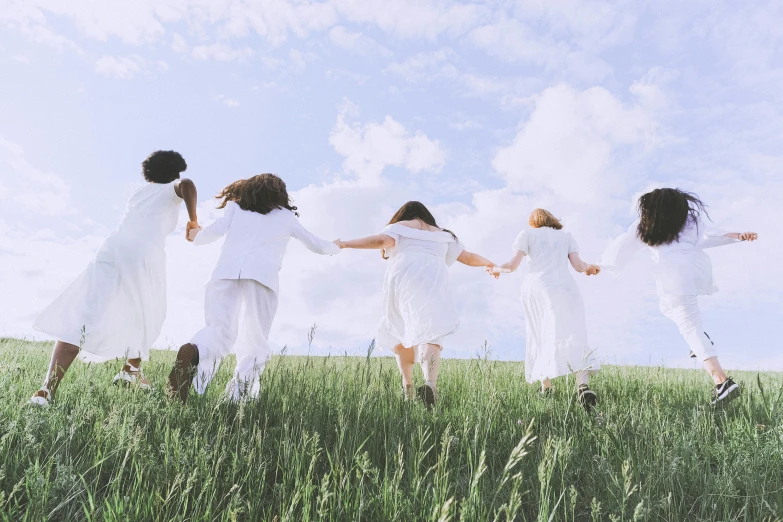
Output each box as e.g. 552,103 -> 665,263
29,387 -> 52,407
112,363 -> 151,390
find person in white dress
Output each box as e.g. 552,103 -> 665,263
334,201 -> 497,409
490,209 -> 601,409
600,188 -> 758,405
29,150 -> 199,406
168,174 -> 339,403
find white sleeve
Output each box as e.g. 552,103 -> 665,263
512,230 -> 529,254
171,181 -> 183,202
379,224 -> 400,243
445,240 -> 465,266
193,202 -> 236,245
567,233 -> 580,254
696,218 -> 740,249
599,220 -> 645,273
291,218 -> 340,255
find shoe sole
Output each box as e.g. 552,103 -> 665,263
579,389 -> 598,412
417,385 -> 436,411
711,383 -> 740,406
168,344 -> 199,404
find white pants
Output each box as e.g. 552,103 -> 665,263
190,279 -> 278,400
658,294 -> 717,361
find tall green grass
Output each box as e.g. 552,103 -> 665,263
1,337 -> 782,521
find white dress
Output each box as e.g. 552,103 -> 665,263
513,227 -> 599,383
33,182 -> 182,362
376,224 -> 465,355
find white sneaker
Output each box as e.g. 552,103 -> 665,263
29,387 -> 52,407
112,364 -> 151,390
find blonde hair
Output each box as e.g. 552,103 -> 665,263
529,208 -> 563,230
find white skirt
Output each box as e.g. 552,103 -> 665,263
521,273 -> 599,383
376,252 -> 459,353
33,235 -> 167,362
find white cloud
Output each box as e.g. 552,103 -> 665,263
95,55 -> 146,79
214,94 -> 240,108
192,42 -> 255,62
328,26 -> 391,56
329,100 -> 446,183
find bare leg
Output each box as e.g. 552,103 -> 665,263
419,343 -> 442,391
702,356 -> 728,386
394,345 -> 415,389
575,371 -> 589,388
541,377 -> 553,392
41,341 -> 80,396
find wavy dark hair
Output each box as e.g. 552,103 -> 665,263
142,150 -> 187,184
636,188 -> 708,246
216,174 -> 298,216
383,201 -> 456,259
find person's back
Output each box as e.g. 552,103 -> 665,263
114,182 -> 181,245
524,227 -> 575,276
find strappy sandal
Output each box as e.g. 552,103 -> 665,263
29,387 -> 52,407
112,364 -> 151,390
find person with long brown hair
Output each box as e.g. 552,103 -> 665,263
601,188 -> 758,406
168,174 -> 339,403
29,150 -> 198,406
334,201 -> 497,409
489,209 -> 601,410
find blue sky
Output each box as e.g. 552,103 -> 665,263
1,1 -> 781,370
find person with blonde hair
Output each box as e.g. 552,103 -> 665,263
490,208 -> 601,410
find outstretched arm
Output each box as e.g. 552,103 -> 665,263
568,252 -> 600,275
487,250 -> 525,279
600,221 -> 644,273
457,250 -> 495,268
723,232 -> 758,241
335,234 -> 396,250
191,202 -> 235,245
175,178 -> 199,241
291,220 -> 340,255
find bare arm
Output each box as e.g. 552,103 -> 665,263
499,251 -> 526,273
723,232 -> 758,241
175,179 -> 199,241
457,250 -> 496,268
336,234 -> 396,250
568,252 -> 600,275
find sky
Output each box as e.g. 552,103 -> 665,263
1,0 -> 781,370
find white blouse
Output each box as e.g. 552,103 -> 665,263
512,227 -> 580,274
194,202 -> 339,293
380,224 -> 465,265
600,216 -> 738,296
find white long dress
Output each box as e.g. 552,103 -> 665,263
376,224 -> 465,356
513,227 -> 599,383
33,181 -> 183,362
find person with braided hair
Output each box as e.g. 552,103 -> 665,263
168,173 -> 339,403
600,188 -> 758,406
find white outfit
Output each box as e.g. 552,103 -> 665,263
376,224 -> 465,357
33,182 -> 182,362
190,202 -> 339,398
601,215 -> 737,361
512,227 -> 599,383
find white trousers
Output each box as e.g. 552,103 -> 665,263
658,294 -> 717,361
190,279 -> 278,400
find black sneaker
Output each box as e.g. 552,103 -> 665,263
168,343 -> 199,404
710,377 -> 740,406
578,384 -> 598,412
416,384 -> 437,411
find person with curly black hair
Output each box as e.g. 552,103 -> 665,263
168,174 -> 338,403
29,150 -> 199,406
600,188 -> 758,406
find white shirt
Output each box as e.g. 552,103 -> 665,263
194,202 -> 339,293
512,227 -> 580,275
600,216 -> 738,296
380,224 -> 465,265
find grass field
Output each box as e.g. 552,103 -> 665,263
1,337 -> 783,521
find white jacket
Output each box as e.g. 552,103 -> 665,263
600,216 -> 737,296
194,202 -> 339,293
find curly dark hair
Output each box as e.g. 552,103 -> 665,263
142,150 -> 187,183
636,188 -> 709,246
216,174 -> 298,216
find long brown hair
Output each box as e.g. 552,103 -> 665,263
216,174 -> 298,216
636,188 -> 708,246
383,201 -> 456,259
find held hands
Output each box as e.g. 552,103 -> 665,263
584,264 -> 601,276
739,232 -> 758,242
486,266 -> 511,279
186,221 -> 201,242
333,239 -> 343,249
